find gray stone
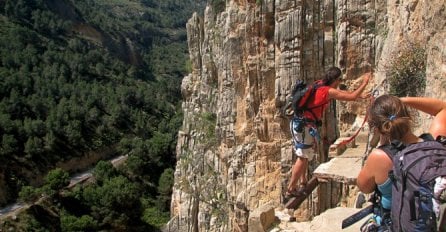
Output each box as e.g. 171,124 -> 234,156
248,203 -> 278,232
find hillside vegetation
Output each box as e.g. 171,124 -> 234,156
0,0 -> 205,230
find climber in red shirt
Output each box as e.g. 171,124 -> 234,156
286,67 -> 371,201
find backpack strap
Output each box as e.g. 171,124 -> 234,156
377,133 -> 434,154
378,141 -> 405,161
293,82 -> 319,114
436,135 -> 446,145
305,82 -> 328,108
296,81 -> 329,124
380,133 -> 436,159
378,141 -> 405,184
420,133 -> 435,141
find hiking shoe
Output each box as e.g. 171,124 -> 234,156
296,183 -> 308,196
284,187 -> 307,203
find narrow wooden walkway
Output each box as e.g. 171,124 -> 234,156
284,132 -> 370,210
284,176 -> 319,209
273,132 -> 373,231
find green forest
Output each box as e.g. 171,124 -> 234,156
0,0 -> 206,230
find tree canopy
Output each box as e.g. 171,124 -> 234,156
0,0 -> 206,230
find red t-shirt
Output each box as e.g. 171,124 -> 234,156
302,86 -> 331,120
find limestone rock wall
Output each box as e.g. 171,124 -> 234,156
375,0 -> 446,135
169,0 -> 446,231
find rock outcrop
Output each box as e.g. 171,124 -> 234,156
169,0 -> 446,231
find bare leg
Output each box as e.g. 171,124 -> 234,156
300,158 -> 308,185
287,157 -> 308,193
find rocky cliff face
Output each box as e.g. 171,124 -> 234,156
169,0 -> 446,231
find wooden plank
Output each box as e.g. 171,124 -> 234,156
285,177 -> 319,209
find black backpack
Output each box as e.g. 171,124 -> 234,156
381,134 -> 446,232
283,79 -> 326,120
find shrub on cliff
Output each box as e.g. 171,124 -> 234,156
386,43 -> 426,97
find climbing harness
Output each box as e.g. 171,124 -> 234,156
290,116 -> 320,150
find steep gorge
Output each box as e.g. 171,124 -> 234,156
170,0 -> 445,231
